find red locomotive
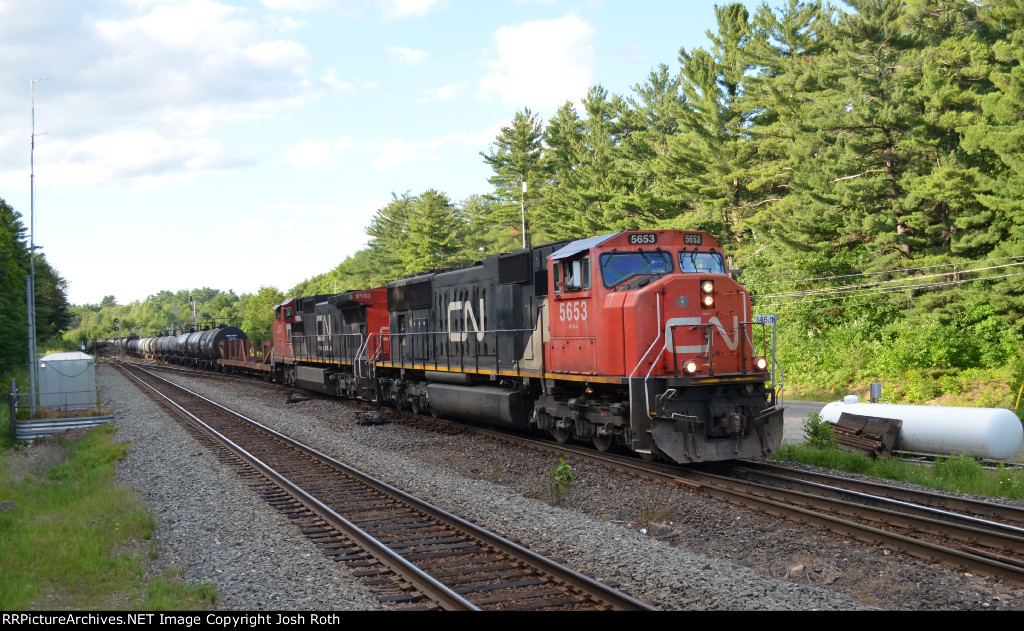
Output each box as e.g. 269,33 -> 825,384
129,229 -> 783,464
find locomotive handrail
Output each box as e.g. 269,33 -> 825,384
354,333 -> 372,379
290,332 -> 370,367
631,299 -> 662,422
377,327 -> 536,375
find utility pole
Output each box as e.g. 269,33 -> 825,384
520,178 -> 527,249
27,78 -> 50,416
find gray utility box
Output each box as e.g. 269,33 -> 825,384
39,351 -> 97,411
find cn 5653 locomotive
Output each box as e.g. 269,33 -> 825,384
266,230 -> 784,464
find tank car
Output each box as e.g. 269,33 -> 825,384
127,326 -> 248,370
270,230 -> 784,464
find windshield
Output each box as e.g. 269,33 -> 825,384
600,252 -> 673,288
679,251 -> 725,274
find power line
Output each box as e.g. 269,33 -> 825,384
754,270 -> 1024,309
756,261 -> 1024,300
746,255 -> 1024,289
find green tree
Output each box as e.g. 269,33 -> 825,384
737,0 -> 833,257
32,254 -> 73,342
366,192 -> 415,284
961,0 -> 1024,323
539,101 -> 588,240
402,189 -> 466,274
0,198 -> 29,373
655,3 -> 760,245
481,108 -> 544,247
539,87 -> 636,237
241,286 -> 284,341
460,194 -> 520,258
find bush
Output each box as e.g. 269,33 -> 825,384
802,412 -> 837,449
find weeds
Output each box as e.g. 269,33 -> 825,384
0,425 -> 217,610
802,412 -> 837,449
541,457 -> 576,506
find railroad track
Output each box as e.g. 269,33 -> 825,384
115,362 -> 655,611
117,359 -> 1024,588
398,423 -> 1024,587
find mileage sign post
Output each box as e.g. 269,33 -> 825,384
754,314 -> 779,388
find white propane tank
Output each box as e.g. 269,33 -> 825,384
819,397 -> 1024,460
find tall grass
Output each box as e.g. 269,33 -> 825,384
773,436 -> 1024,500
0,425 -> 216,610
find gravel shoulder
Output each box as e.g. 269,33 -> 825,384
100,364 -> 1024,611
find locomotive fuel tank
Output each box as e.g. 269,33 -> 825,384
425,383 -> 528,429
820,397 -> 1023,460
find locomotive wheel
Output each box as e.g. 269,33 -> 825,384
551,428 -> 571,444
639,451 -> 658,462
410,397 -> 421,415
592,434 -> 614,452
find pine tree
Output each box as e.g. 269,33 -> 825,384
738,0 -> 833,257
960,0 -> 1024,323
0,198 -> 29,373
365,192 -> 415,284
481,109 -> 544,247
539,102 -> 588,240
402,189 -> 465,274
655,3 -> 759,245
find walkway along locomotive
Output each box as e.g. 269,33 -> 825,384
129,229 -> 784,464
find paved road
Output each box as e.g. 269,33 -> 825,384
780,399 -> 828,445
783,399 -> 827,422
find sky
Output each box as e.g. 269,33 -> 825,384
0,0 -> 763,306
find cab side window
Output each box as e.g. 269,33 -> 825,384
556,257 -> 590,292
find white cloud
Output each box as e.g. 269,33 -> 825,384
372,130 -> 492,169
93,1 -> 258,50
261,0 -> 444,20
284,137 -> 352,169
269,15 -> 309,32
261,0 -> 340,11
419,82 -> 467,103
36,130 -> 247,191
82,3 -> 314,123
379,0 -> 446,21
321,68 -> 357,94
0,1 -> 318,187
478,14 -> 596,108
385,46 -> 430,65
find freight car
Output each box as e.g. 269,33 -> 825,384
266,230 -> 784,464
131,326 -> 247,370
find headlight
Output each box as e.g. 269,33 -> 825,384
700,280 -> 714,308
754,356 -> 768,371
683,359 -> 699,374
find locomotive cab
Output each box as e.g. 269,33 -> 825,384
540,230 -> 783,462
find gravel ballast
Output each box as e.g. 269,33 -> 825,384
100,364 -> 1023,611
